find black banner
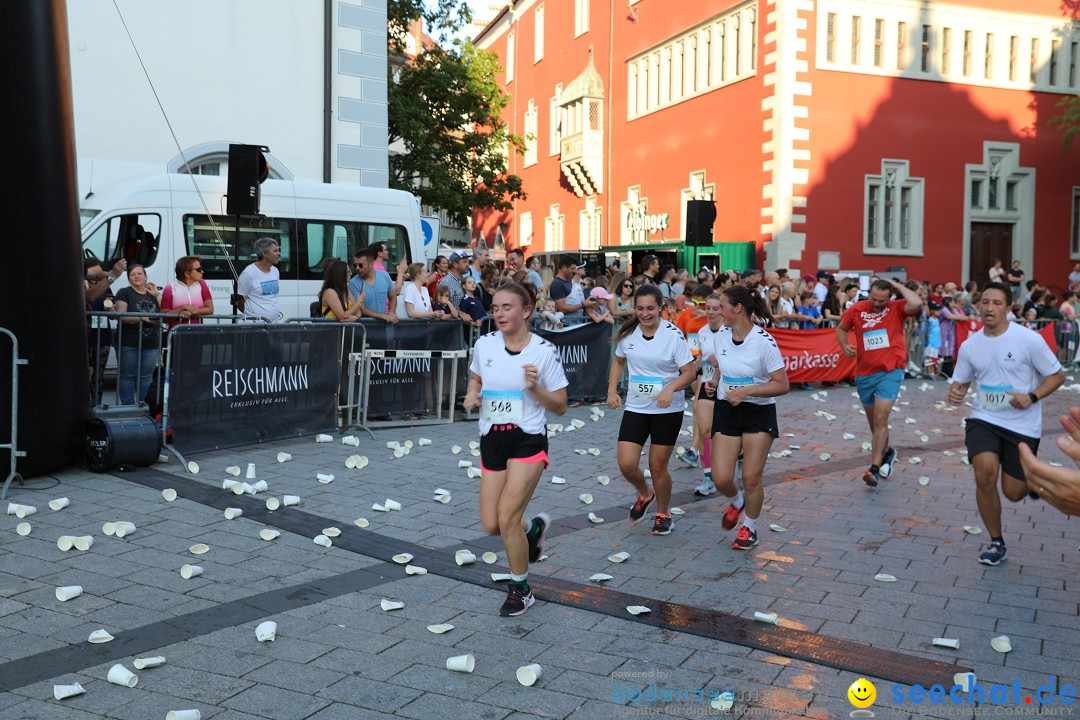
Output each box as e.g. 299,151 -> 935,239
349,319 -> 468,416
534,322 -> 612,401
168,324 -> 342,454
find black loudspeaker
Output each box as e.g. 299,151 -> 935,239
685,199 -> 717,246
226,144 -> 270,216
83,416 -> 162,472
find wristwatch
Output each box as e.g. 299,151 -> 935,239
106,275 -> 116,284
1028,392 -> 1039,405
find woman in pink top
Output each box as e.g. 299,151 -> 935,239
160,255 -> 214,329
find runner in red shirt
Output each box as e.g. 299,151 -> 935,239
837,278 -> 923,487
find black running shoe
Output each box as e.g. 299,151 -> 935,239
879,447 -> 897,478
651,514 -> 672,536
629,491 -> 655,522
527,513 -> 550,563
499,583 -> 535,616
978,541 -> 1007,566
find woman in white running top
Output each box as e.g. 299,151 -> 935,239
692,292 -> 726,497
704,284 -> 789,551
464,283 -> 569,617
607,284 -> 696,536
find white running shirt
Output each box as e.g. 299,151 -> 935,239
615,321 -> 694,414
708,325 -> 786,406
952,322 -> 1062,438
696,322 -> 724,385
470,331 -> 569,436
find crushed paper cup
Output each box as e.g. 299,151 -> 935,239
842,433 -> 856,440
132,656 -> 165,670
189,544 -> 209,555
551,476 -> 566,485
574,449 -> 587,455
354,518 -> 369,528
372,503 -> 388,512
405,564 -> 427,575
107,664 -> 138,688
481,552 -> 498,564
226,465 -> 242,476
418,438 -> 432,446
322,527 -> 341,538
932,638 -> 960,649
427,623 -> 454,633
769,524 -> 786,532
48,497 -> 70,511
315,433 -> 333,443
114,522 -> 136,538
991,635 -> 1012,653
874,573 -> 898,582
88,629 -> 114,643
53,683 -> 86,700
162,488 -> 177,502
589,573 -> 613,582
962,526 -> 982,534
180,564 -> 203,579
490,572 -> 512,582
249,480 -> 268,493
753,611 -> 779,625
16,522 -> 31,536
342,435 -> 360,447
954,673 -> 976,692
55,585 -> 83,601
13,504 -> 36,519
282,495 -> 300,506
446,653 -> 475,673
73,536 -> 93,551
166,711 -> 201,720
466,467 -> 482,478
608,552 -> 630,563
626,605 -> 651,615
570,419 -> 585,429
470,449 -> 480,457
579,493 -> 593,505
455,550 -> 476,565
451,445 -> 462,454
516,663 -> 543,687
588,513 -> 604,524
458,460 -> 472,468
670,507 -> 684,516
905,418 -> 918,425
255,621 -> 277,642
383,499 -> 401,511
224,507 -> 243,520
819,453 -> 831,461
317,473 -> 335,484
861,442 -> 873,452
380,599 -> 404,611
186,462 -> 199,475
246,463 -> 257,479
392,553 -> 414,564
57,536 -> 75,551
597,475 -> 610,485
277,452 -> 292,463
265,497 -> 281,511
260,529 -> 281,541
314,535 -> 332,548
222,479 -> 241,491
909,457 -> 923,464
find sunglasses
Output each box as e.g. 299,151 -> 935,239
192,267 -> 204,273
622,283 -> 633,288
353,263 -> 364,269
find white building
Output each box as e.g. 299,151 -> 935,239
67,0 -> 389,194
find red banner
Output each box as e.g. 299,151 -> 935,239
766,328 -> 856,382
955,319 -> 1057,354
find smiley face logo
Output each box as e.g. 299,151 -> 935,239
847,678 -> 877,709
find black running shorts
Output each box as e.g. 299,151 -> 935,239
711,401 -> 780,438
618,410 -> 683,447
479,424 -> 549,472
964,418 -> 1039,481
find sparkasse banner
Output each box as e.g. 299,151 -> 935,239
766,328 -> 856,382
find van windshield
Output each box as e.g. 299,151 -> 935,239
183,214 -> 294,280
80,209 -> 99,228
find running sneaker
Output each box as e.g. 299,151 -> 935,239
862,468 -> 880,487
651,514 -> 673,536
879,447 -> 898,478
694,478 -> 717,496
499,583 -> 535,616
732,526 -> 758,550
526,513 -> 550,563
679,447 -> 700,467
629,491 -> 655,522
721,500 -> 744,530
978,541 -> 1007,566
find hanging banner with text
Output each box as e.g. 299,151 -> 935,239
766,328 -> 856,382
168,324 -> 342,454
534,322 -> 613,401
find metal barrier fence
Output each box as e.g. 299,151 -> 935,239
0,328 -> 27,499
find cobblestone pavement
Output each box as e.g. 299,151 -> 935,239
1,379 -> 1078,720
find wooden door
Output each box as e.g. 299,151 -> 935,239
969,222 -> 1013,284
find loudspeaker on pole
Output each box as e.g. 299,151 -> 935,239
685,199 -> 717,247
226,144 -> 270,216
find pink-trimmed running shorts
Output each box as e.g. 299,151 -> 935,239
479,424 -> 550,472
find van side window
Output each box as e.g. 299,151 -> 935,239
82,213 -> 161,269
298,220 -> 409,280
184,214 -> 294,280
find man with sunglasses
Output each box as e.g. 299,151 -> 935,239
349,248 -> 400,324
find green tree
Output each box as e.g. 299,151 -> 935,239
1051,94 -> 1080,152
387,3 -> 526,226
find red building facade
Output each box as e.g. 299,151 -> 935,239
473,0 -> 1080,286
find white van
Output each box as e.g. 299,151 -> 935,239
80,173 -> 426,320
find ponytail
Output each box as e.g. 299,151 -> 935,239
613,284 -> 664,344
722,284 -> 773,326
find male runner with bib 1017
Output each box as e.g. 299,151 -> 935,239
948,282 -> 1063,566
837,278 -> 923,487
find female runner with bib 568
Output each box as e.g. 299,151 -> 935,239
607,284 -> 697,536
464,283 -> 569,616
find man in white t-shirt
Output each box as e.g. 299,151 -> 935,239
236,237 -> 281,321
948,281 -> 1064,566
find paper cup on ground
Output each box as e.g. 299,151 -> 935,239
626,606 -> 651,615
380,599 -> 404,611
225,465 -> 242,476
418,438 -> 432,446
102,521 -> 117,536
383,499 -> 401,511
180,564 -> 203,579
446,653 -> 475,673
132,656 -> 166,670
255,621 -> 277,642
48,497 -> 69,511
608,552 -> 630,563
260,529 -> 281,541
991,635 -> 1012,653
578,493 -> 593,504
166,711 -> 201,720
107,664 -> 137,687
162,488 -> 177,502
317,473 -> 335,483
405,564 -> 427,575
481,552 -> 498,564
232,483 -> 251,495
187,462 -> 200,475
224,507 -> 243,520
516,663 -> 543,686
88,629 -> 114,643
392,553 -> 413,564
589,573 -> 613,582
427,623 -> 453,633
189,543 -> 209,555
354,518 -> 369,528
954,673 -> 976,692
114,522 -> 136,538
222,479 -> 240,491
322,527 -> 341,537
315,433 -> 333,443
372,503 -> 388,512
53,683 -> 85,700
245,463 -> 257,479
283,495 -> 300,506
250,480 -> 268,493
277,452 -> 292,463
490,572 -> 512,582
451,445 -> 462,454
874,573 -> 898,582
56,585 -> 83,601
73,536 -> 93,551
16,522 -> 31,536
265,497 -> 280,511
6,502 -> 20,515
458,460 -> 472,468
314,535 -> 332,547
455,550 -> 476,565
753,611 -> 779,624
588,513 -> 603,523
57,535 -> 75,551
14,505 -> 36,518
342,435 -> 360,447
932,638 -> 960,649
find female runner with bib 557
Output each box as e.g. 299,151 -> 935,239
464,283 -> 569,616
607,284 -> 697,536
704,285 -> 789,551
